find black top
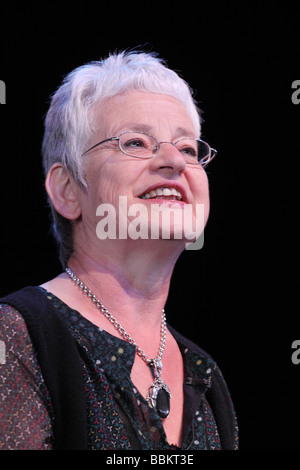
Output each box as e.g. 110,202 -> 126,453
0,286 -> 238,450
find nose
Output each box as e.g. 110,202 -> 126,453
148,141 -> 186,175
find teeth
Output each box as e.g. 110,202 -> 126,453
140,187 -> 183,200
162,188 -> 172,196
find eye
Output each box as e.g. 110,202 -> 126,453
120,132 -> 155,157
180,146 -> 197,157
176,139 -> 198,158
123,138 -> 148,149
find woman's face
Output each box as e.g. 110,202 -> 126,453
74,91 -> 210,251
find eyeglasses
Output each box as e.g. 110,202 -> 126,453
82,131 -> 217,167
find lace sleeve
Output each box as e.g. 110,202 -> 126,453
0,303 -> 53,449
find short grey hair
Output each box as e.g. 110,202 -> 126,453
42,50 -> 202,267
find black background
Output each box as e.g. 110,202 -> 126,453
1,2 -> 299,450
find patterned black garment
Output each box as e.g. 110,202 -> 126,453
0,287 -> 238,450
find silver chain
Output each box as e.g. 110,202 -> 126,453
65,267 -> 167,365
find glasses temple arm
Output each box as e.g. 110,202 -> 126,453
82,137 -> 118,156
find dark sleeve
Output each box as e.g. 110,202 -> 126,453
207,363 -> 239,450
0,303 -> 53,449
0,286 -> 88,450
167,324 -> 239,449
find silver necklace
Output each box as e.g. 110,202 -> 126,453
65,267 -> 171,419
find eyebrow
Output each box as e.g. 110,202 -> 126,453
124,123 -> 153,134
173,126 -> 196,139
117,123 -> 196,139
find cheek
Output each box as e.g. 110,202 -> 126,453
190,169 -> 210,203
190,170 -> 210,223
85,159 -> 141,209
84,159 -> 118,201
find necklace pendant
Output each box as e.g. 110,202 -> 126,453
147,378 -> 171,419
147,360 -> 171,419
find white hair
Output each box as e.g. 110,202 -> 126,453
41,50 -> 202,266
42,50 -> 201,186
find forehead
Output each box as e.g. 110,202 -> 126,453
92,91 -> 197,138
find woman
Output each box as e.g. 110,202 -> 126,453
0,51 -> 238,450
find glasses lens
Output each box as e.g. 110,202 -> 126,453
175,139 -> 199,163
119,132 -> 156,158
175,138 -> 211,165
197,141 -> 211,164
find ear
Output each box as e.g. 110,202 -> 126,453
45,163 -> 81,220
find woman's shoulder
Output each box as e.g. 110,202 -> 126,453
167,323 -> 214,360
0,301 -> 37,362
1,301 -> 30,335
0,286 -> 46,346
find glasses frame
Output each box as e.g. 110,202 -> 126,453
82,131 -> 217,167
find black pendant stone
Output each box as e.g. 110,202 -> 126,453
156,387 -> 170,419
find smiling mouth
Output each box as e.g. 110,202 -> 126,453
139,186 -> 184,202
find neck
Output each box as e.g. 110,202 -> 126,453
67,238 -> 184,330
